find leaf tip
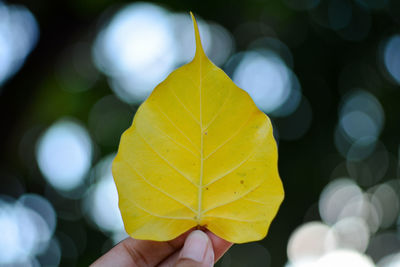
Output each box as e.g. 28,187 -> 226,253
190,11 -> 205,59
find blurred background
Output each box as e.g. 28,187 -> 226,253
0,0 -> 399,266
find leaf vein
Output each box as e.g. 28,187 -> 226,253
154,104 -> 200,153
145,123 -> 200,158
203,85 -> 232,131
202,182 -> 263,215
187,67 -> 215,92
129,198 -> 195,221
137,132 -> 198,187
169,88 -> 201,126
203,151 -> 254,187
204,111 -> 255,160
202,215 -> 265,223
121,159 -> 197,214
242,197 -> 267,205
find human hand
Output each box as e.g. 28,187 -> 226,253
91,229 -> 232,267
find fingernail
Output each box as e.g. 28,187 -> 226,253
180,230 -> 209,262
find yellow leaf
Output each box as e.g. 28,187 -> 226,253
112,12 -> 284,243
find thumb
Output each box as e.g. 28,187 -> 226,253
174,230 -> 214,267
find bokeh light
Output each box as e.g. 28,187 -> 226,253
19,194 -> 57,247
339,193 -> 381,233
169,13 -> 212,65
205,22 -> 235,66
319,178 -> 363,225
346,137 -> 378,162
93,3 -> 234,104
335,90 -> 384,158
36,237 -> 61,267
383,35 -> 400,85
0,194 -> 57,265
287,221 -> 337,263
370,183 -> 399,229
287,175 -> 399,265
84,154 -> 126,243
36,119 -> 93,192
0,2 -> 39,87
378,252 -> 400,267
1,0 -> 400,266
331,217 -> 370,252
93,3 -> 175,103
340,111 -> 378,141
170,13 -> 235,67
367,232 -> 400,262
232,49 -> 301,115
339,90 -> 384,143
316,250 -> 374,266
346,141 -> 389,187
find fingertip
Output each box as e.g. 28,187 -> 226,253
205,230 -> 231,244
204,230 -> 233,261
168,227 -> 196,247
175,230 -> 214,267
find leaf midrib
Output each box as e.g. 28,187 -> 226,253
197,55 -> 204,224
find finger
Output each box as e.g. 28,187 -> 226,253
159,230 -> 233,266
204,230 -> 232,261
174,230 -> 214,267
91,230 -> 193,267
